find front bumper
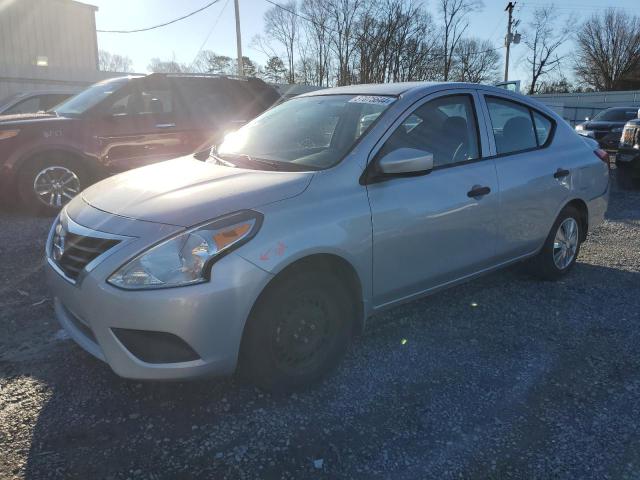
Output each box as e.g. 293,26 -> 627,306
46,205 -> 273,380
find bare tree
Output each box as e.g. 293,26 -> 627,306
301,0 -> 333,86
147,56 -> 185,73
439,0 -> 483,81
523,6 -> 569,94
98,50 -> 133,72
326,0 -> 364,86
451,38 -> 500,83
192,51 -> 233,74
575,9 -> 640,91
262,56 -> 288,83
263,1 -> 299,83
356,1 -> 439,83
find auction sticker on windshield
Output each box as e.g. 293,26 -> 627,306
348,95 -> 395,105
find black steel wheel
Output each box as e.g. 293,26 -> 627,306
240,267 -> 355,392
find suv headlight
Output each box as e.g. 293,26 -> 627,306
108,211 -> 262,290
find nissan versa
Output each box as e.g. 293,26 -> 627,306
46,83 -> 609,391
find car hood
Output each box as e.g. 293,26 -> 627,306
81,157 -> 314,227
579,121 -> 625,130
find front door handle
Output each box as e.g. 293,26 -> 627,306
155,123 -> 176,129
467,185 -> 491,198
554,168 -> 570,179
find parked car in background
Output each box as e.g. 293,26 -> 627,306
575,107 -> 639,151
616,109 -> 640,185
0,90 -> 76,116
0,73 -> 280,212
46,82 -> 609,392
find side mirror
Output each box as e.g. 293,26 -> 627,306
378,148 -> 434,175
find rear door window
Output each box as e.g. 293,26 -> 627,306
486,97 -> 537,155
104,83 -> 173,116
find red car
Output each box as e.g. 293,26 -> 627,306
0,73 -> 280,212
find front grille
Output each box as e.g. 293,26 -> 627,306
622,127 -> 636,146
593,130 -> 609,140
51,221 -> 119,281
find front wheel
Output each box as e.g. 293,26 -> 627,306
240,268 -> 355,392
18,154 -> 86,214
529,206 -> 582,280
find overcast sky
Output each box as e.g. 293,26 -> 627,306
91,0 -> 640,83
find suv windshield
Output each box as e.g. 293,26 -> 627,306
217,94 -> 396,170
54,78 -> 129,117
592,109 -> 638,122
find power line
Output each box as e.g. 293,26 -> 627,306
97,0 -> 222,33
189,0 -> 231,69
520,2 -> 631,11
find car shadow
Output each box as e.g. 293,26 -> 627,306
11,260 -> 640,479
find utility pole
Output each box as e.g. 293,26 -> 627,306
504,1 -> 515,81
234,0 -> 244,76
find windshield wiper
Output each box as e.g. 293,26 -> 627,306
216,153 -> 318,172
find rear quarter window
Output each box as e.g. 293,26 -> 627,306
485,95 -> 555,155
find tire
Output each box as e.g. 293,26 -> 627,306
615,165 -> 635,190
240,267 -> 355,392
17,153 -> 87,215
529,205 -> 582,281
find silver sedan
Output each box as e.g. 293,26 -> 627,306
46,82 -> 609,391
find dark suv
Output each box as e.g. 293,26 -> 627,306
0,73 -> 280,212
617,110 -> 640,183
575,107 -> 640,151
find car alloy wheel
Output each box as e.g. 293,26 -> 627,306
553,217 -> 579,270
33,165 -> 81,207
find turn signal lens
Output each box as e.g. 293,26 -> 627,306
213,223 -> 251,251
594,149 -> 609,164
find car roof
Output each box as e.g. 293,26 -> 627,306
298,82 -> 450,97
297,81 -> 529,98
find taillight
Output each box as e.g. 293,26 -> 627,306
594,148 -> 609,164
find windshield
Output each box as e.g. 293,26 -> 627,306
592,109 -> 638,122
54,78 -> 129,116
217,94 -> 396,170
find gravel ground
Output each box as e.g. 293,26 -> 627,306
1,173 -> 639,479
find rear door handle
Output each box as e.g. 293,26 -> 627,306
554,168 -> 570,179
155,123 -> 176,129
467,185 -> 491,198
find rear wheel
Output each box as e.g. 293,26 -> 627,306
529,206 -> 581,280
18,154 -> 86,214
240,268 -> 355,392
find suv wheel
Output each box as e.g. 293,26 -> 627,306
240,268 -> 355,392
18,154 -> 86,214
530,206 -> 581,280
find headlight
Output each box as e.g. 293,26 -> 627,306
612,127 -> 623,133
578,130 -> 594,138
108,211 -> 262,290
575,124 -> 584,131
0,129 -> 19,140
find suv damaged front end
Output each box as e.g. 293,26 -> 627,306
616,118 -> 640,180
